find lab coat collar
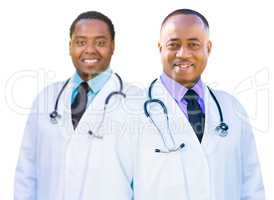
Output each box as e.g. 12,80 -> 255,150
55,72 -> 120,138
74,72 -> 119,136
72,68 -> 113,94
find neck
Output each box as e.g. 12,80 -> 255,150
178,78 -> 200,89
77,71 -> 99,81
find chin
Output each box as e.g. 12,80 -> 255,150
175,78 -> 195,87
82,67 -> 99,75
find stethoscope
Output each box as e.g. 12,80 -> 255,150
144,78 -> 229,153
49,72 -> 126,139
49,73 -> 126,200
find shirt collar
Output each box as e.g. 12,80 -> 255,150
160,72 -> 205,102
72,67 -> 113,94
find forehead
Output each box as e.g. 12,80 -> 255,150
160,14 -> 208,41
72,19 -> 111,38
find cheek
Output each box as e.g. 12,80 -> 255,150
71,44 -> 86,54
195,51 -> 208,65
70,48 -> 80,58
162,51 -> 174,63
101,48 -> 113,59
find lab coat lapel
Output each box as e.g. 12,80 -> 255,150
56,78 -> 75,138
74,73 -> 118,136
153,80 -> 202,148
201,86 -> 221,155
152,80 -> 221,154
153,80 -> 211,199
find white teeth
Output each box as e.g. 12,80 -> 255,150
174,64 -> 193,72
178,64 -> 190,69
83,59 -> 98,64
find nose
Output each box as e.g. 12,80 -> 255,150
84,42 -> 97,54
176,46 -> 190,58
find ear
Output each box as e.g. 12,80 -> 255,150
69,40 -> 72,56
111,40 -> 115,54
207,40 -> 212,55
158,41 -> 162,52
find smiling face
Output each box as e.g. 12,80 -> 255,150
159,14 -> 212,88
69,19 -> 114,80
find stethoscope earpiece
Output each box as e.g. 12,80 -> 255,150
155,149 -> 161,153
155,143 -> 185,153
179,143 -> 185,149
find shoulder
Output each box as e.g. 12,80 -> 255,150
31,80 -> 69,109
124,82 -> 145,98
121,81 -> 146,117
36,80 -> 68,100
208,87 -> 248,119
209,88 -> 237,104
110,72 -> 146,101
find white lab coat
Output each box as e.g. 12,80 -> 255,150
14,73 -> 140,200
117,79 -> 265,200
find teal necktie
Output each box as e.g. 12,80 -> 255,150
71,82 -> 89,129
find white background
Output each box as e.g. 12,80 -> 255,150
0,0 -> 273,199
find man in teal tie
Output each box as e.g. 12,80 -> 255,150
14,11 -> 138,200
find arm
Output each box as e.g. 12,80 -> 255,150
14,100 -> 39,200
240,107 -> 265,200
115,85 -> 145,200
115,118 -> 137,200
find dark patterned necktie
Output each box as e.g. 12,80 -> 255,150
71,82 -> 89,129
184,89 -> 205,143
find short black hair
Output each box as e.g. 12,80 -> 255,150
161,9 -> 209,31
70,11 -> 115,40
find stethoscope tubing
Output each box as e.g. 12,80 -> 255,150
49,73 -> 125,124
144,78 -> 229,153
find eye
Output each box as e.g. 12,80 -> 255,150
75,39 -> 86,47
166,42 -> 180,50
188,42 -> 200,50
95,39 -> 107,47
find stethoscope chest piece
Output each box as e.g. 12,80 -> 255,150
49,111 -> 61,124
215,122 -> 229,137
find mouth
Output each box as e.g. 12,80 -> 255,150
173,62 -> 195,71
81,58 -> 100,64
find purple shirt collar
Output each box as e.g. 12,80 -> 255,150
160,72 -> 205,102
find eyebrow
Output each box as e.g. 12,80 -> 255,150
166,38 -> 180,42
73,36 -> 86,39
166,38 -> 200,43
186,38 -> 200,42
73,35 -> 108,40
